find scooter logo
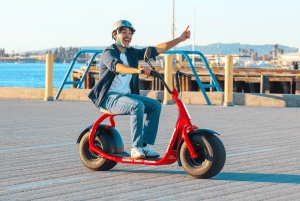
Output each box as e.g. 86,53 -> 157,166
133,159 -> 143,163
122,158 -> 133,162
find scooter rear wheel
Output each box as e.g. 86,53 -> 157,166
180,133 -> 226,179
78,131 -> 117,171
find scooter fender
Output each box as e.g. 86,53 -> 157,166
177,128 -> 219,166
77,124 -> 124,154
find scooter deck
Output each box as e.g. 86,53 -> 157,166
112,152 -> 162,161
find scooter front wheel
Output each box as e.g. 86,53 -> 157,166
78,131 -> 117,171
180,133 -> 226,179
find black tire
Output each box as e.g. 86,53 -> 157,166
180,133 -> 226,179
78,130 -> 117,171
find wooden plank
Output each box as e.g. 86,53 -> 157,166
296,76 -> 300,94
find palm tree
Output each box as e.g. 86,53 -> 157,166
269,51 -> 273,59
249,48 -> 254,57
278,48 -> 284,55
254,52 -> 258,61
242,49 -> 246,55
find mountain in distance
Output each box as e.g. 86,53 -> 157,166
174,43 -> 299,55
82,43 -> 299,55
36,43 -> 299,56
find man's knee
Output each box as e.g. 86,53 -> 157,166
153,100 -> 162,112
132,100 -> 145,112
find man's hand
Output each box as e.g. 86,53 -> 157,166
155,25 -> 191,54
179,25 -> 191,42
138,66 -> 152,75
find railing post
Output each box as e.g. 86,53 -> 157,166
223,55 -> 234,106
260,75 -> 266,93
163,54 -> 173,105
44,53 -> 54,101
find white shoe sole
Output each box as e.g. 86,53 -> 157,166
131,155 -> 146,159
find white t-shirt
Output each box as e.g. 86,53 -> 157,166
108,54 -> 132,94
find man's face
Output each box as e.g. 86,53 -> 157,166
113,27 -> 133,47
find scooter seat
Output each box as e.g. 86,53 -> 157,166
99,108 -> 116,115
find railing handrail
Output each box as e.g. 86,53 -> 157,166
55,49 -> 102,100
162,50 -> 221,105
55,49 -> 220,105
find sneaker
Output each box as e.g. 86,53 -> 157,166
131,147 -> 146,159
143,145 -> 160,158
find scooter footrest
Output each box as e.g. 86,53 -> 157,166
113,152 -> 131,157
112,152 -> 162,160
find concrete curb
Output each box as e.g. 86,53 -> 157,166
1,87 -> 300,107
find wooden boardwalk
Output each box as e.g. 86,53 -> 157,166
72,66 -> 300,94
1,99 -> 300,200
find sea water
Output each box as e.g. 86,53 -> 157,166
0,63 -> 85,88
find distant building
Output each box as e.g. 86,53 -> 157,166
277,48 -> 299,67
29,55 -> 46,62
281,53 -> 300,60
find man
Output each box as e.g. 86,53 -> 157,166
88,20 -> 190,159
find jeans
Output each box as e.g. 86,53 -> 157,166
101,92 -> 162,147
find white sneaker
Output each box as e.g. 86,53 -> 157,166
143,146 -> 160,158
131,147 -> 146,159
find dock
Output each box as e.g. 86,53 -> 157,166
1,98 -> 300,200
71,66 -> 300,94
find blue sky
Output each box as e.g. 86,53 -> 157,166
1,0 -> 299,53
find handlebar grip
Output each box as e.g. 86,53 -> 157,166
139,69 -> 145,74
177,71 -> 186,76
178,71 -> 191,77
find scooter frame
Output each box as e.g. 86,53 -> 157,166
87,70 -> 203,166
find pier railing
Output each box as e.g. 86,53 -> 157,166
55,49 -> 221,105
55,49 -> 102,100
163,50 -> 221,105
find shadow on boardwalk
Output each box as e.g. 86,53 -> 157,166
111,169 -> 300,184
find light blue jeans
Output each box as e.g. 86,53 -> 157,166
101,92 -> 162,147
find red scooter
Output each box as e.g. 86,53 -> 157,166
77,47 -> 226,179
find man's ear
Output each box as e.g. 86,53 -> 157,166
112,32 -> 117,40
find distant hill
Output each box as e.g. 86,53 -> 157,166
36,43 -> 299,56
82,43 -> 299,56
176,43 -> 299,55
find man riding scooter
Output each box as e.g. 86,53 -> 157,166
88,20 -> 190,159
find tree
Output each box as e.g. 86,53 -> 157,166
249,48 -> 254,56
269,51 -> 273,59
53,48 -> 60,62
278,48 -> 284,55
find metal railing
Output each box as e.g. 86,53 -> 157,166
163,50 -> 221,105
55,49 -> 102,100
55,49 -> 221,105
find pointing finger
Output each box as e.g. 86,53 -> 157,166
185,25 -> 190,32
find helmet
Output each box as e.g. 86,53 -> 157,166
111,20 -> 135,39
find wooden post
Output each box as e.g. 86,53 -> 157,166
86,71 -> 91,89
176,54 -> 181,69
223,55 -> 234,106
295,76 -> 300,94
260,75 -> 266,93
184,58 -> 187,71
163,55 -> 173,105
44,53 -> 54,101
138,63 -> 143,69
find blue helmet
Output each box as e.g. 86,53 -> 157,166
111,20 -> 135,39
